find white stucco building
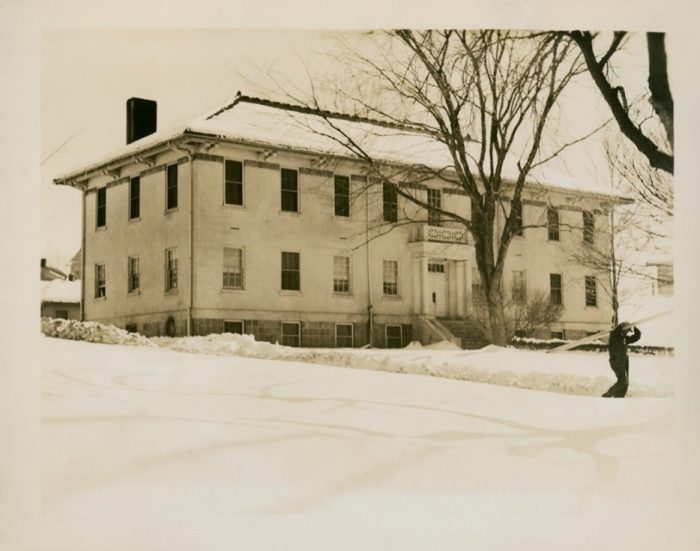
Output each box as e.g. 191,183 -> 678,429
54,95 -> 628,347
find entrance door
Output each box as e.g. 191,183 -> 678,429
427,261 -> 448,317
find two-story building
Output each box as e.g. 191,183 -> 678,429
54,94 -> 629,347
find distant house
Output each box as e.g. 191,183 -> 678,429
647,260 -> 673,296
54,94 -> 632,346
41,258 -> 70,282
69,249 -> 82,280
41,260 -> 81,319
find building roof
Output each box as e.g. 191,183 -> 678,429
41,279 -> 81,304
55,94 -> 630,202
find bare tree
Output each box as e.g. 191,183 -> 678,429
562,31 -> 674,174
285,30 -> 585,346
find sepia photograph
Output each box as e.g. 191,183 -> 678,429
2,1 -> 699,549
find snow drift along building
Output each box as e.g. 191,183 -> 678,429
54,94 -> 629,347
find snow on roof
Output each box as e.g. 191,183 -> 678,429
56,94 -> 626,200
42,279 -> 81,303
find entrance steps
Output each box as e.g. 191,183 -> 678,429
437,317 -> 490,349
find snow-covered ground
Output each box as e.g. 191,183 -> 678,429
36,332 -> 699,550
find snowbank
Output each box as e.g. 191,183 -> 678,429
42,321 -> 673,398
41,318 -> 155,347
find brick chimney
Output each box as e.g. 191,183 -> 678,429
126,98 -> 157,144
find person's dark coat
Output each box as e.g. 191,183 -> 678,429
603,324 -> 642,397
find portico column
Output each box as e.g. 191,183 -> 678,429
455,260 -> 466,317
412,257 -> 422,315
420,257 -> 431,315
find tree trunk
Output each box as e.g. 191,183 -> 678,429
486,286 -> 508,346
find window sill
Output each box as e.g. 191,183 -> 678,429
128,217 -> 141,224
128,290 -> 141,296
164,208 -> 179,215
222,203 -> 245,210
279,290 -> 302,296
279,210 -> 300,216
381,295 -> 403,300
95,225 -> 107,232
332,292 -> 353,298
93,296 -> 106,301
164,289 -> 179,295
222,287 -> 245,293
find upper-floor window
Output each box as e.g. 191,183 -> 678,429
333,256 -> 351,294
512,270 -> 527,303
427,188 -> 441,226
94,263 -> 106,298
334,175 -> 350,217
128,256 -> 140,293
281,168 -> 299,212
383,260 -> 399,296
547,206 -> 559,241
511,198 -> 523,236
583,210 -> 595,244
165,248 -> 178,292
129,177 -> 140,220
225,160 -> 243,206
585,275 -> 598,307
166,164 -> 178,210
550,273 -> 562,305
281,251 -> 300,291
223,247 -> 243,289
383,182 -> 398,222
96,187 -> 107,228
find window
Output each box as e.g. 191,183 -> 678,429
223,320 -> 245,334
583,210 -> 595,244
585,275 -> 598,307
383,182 -> 398,222
333,256 -> 351,294
334,175 -> 350,217
385,325 -> 403,349
427,188 -> 441,226
125,323 -> 138,334
511,198 -> 523,236
383,260 -> 398,296
551,330 -> 565,340
128,256 -> 140,293
281,251 -> 300,291
547,206 -> 559,241
335,323 -> 354,348
129,177 -> 140,220
512,270 -> 526,303
514,329 -> 526,338
166,164 -> 178,210
428,262 -> 445,273
225,160 -> 243,206
281,322 -> 301,347
94,263 -> 106,298
550,273 -> 562,305
165,248 -> 178,292
55,310 -> 68,320
281,168 -> 299,212
223,247 -> 243,289
96,187 -> 106,228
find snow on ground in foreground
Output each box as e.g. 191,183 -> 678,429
153,333 -> 674,398
39,337 -> 696,551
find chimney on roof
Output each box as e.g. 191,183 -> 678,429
126,98 -> 157,144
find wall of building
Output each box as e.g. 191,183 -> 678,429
41,301 -> 80,320
82,149 -> 192,335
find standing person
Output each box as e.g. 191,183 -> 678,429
602,322 -> 642,398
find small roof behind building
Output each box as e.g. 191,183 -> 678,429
41,279 -> 81,304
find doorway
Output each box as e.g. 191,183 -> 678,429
428,261 -> 448,317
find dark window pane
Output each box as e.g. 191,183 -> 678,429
583,211 -> 594,244
335,324 -> 354,347
428,189 -> 441,226
335,176 -> 350,217
585,276 -> 597,307
547,207 -> 559,241
281,252 -> 300,290
167,164 -> 178,210
281,169 -> 298,212
386,325 -> 403,348
130,177 -> 140,219
225,160 -> 243,205
550,273 -> 562,305
281,322 -> 301,347
96,188 -> 106,227
383,183 -> 398,222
